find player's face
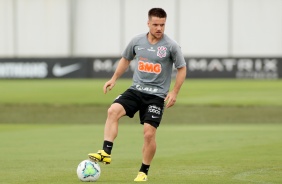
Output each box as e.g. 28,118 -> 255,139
148,16 -> 166,39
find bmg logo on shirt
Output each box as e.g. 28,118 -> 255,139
138,61 -> 161,74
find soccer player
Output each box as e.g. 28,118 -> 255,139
88,8 -> 186,182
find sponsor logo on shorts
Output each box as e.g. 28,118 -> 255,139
148,105 -> 161,115
152,115 -> 160,119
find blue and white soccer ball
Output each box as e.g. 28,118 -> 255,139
77,160 -> 101,182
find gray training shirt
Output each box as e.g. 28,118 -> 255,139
122,33 -> 186,99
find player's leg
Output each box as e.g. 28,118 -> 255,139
142,123 -> 157,165
89,89 -> 139,164
134,123 -> 157,181
88,103 -> 126,164
135,96 -> 164,181
104,103 -> 126,142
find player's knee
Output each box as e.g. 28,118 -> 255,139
107,107 -> 118,117
143,130 -> 156,141
107,104 -> 124,119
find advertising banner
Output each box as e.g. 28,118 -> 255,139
186,58 -> 281,79
0,57 -> 281,79
0,58 -> 89,78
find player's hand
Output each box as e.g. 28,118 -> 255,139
164,91 -> 177,108
103,80 -> 116,94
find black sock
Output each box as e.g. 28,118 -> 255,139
103,140 -> 113,155
139,163 -> 150,175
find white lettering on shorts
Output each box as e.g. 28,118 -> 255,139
148,105 -> 161,115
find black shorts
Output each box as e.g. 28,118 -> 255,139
113,89 -> 165,128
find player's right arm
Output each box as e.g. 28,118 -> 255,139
103,57 -> 131,94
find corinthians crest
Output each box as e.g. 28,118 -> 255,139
157,46 -> 167,58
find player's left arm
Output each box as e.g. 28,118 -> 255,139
164,66 -> 186,108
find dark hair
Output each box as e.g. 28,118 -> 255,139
148,8 -> 167,19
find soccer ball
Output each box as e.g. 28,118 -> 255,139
77,160 -> 101,182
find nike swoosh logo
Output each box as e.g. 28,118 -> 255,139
152,115 -> 160,119
52,63 -> 81,77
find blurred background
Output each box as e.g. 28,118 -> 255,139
1,0 -> 282,57
0,0 -> 282,79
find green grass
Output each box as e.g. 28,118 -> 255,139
1,124 -> 281,184
0,79 -> 282,183
1,105 -> 282,124
1,79 -> 282,106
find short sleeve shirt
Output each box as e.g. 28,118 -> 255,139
122,33 -> 186,99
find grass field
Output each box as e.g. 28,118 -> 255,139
0,79 -> 282,184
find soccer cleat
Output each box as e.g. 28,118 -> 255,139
134,172 -> 148,182
88,150 -> 111,164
